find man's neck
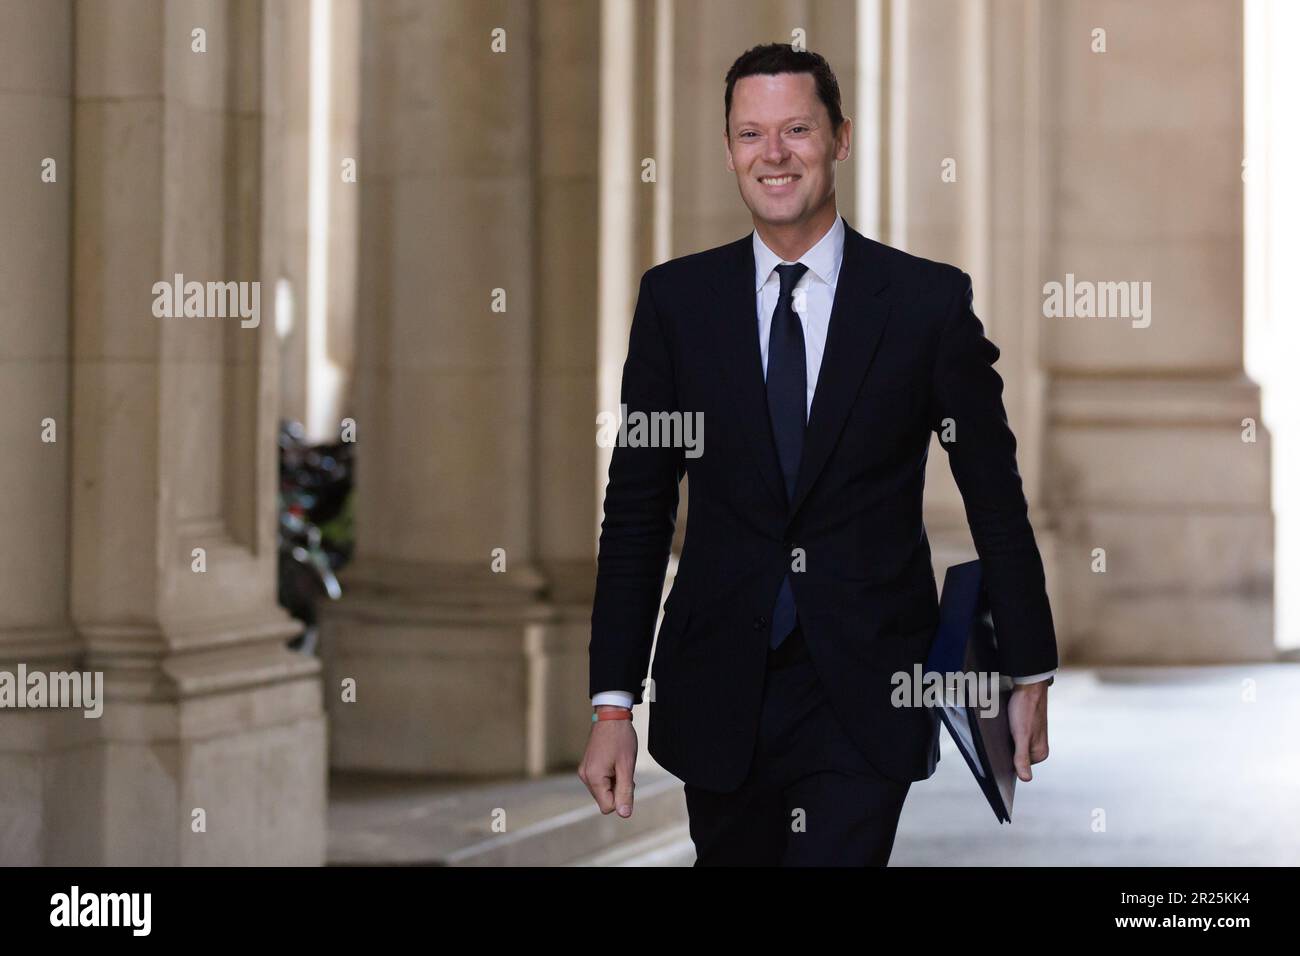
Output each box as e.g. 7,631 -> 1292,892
753,201 -> 839,262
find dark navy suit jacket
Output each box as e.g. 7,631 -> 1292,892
589,220 -> 1058,791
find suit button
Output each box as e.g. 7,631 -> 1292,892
753,616 -> 768,631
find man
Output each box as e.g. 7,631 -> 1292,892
578,43 -> 1057,866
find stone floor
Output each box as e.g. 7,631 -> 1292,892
328,664 -> 1300,866
893,664 -> 1300,866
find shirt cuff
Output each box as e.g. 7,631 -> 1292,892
1011,669 -> 1057,685
591,691 -> 634,709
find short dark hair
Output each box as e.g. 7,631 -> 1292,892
723,43 -> 844,136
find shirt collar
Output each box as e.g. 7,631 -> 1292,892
752,213 -> 845,292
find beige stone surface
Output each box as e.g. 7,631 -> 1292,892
1,0 -> 325,865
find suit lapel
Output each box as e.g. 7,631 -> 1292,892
708,236 -> 789,514
707,222 -> 893,521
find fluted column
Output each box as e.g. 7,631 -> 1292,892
887,0 -> 1060,626
277,0 -> 360,442
0,0 -> 77,866
57,0 -> 322,864
1040,0 -> 1271,662
323,0 -> 602,775
537,0 -> 603,720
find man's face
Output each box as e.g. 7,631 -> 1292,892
725,71 -> 850,228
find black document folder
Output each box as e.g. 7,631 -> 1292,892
924,560 -> 1018,823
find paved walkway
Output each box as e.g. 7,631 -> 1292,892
328,665 -> 1300,866
893,664 -> 1300,866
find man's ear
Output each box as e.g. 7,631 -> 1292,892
723,130 -> 735,172
836,116 -> 853,162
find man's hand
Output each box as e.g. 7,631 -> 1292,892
1007,681 -> 1050,782
578,706 -> 638,818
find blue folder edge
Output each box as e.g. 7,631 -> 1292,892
925,559 -> 1014,824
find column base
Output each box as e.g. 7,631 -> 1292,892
1,665 -> 325,865
320,586 -> 592,777
1048,375 -> 1276,663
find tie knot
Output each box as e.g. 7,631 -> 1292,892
774,262 -> 808,299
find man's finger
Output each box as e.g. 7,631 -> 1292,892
592,770 -> 617,814
613,760 -> 635,818
579,759 -> 617,813
1013,728 -> 1033,782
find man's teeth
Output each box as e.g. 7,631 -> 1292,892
761,175 -> 796,185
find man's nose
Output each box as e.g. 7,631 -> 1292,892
762,132 -> 788,164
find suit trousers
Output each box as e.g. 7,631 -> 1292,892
683,624 -> 912,866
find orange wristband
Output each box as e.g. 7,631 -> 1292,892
592,709 -> 633,722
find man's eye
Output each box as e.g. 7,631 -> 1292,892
789,126 -> 809,134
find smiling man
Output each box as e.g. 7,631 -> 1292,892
579,43 -> 1058,866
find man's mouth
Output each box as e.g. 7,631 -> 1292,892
758,174 -> 800,186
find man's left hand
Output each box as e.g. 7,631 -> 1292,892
1007,681 -> 1050,782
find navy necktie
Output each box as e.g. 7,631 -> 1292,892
766,262 -> 809,649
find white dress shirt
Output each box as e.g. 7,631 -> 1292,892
592,214 -> 1053,709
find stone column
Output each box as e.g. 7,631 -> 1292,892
277,0 -> 360,443
56,0 -> 324,864
538,0 -> 603,752
889,0 -> 1060,626
888,0 -> 992,559
323,0 -> 603,775
0,0 -> 77,866
982,0 -> 1060,631
1040,0 -> 1272,662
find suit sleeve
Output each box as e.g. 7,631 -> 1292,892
930,270 -> 1059,677
589,271 -> 687,704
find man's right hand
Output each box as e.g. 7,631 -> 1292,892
578,707 -> 638,818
